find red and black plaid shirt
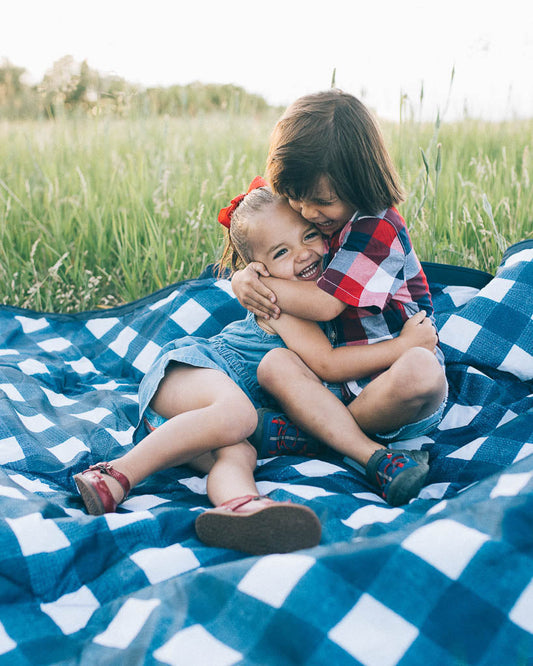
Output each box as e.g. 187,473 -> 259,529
317,207 -> 434,349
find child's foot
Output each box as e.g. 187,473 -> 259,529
248,409 -> 320,458
365,449 -> 430,506
74,462 -> 131,515
195,494 -> 322,555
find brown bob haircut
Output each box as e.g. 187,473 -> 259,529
267,89 -> 404,215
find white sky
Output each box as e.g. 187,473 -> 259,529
2,0 -> 532,121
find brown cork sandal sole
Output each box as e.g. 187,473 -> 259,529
195,500 -> 321,555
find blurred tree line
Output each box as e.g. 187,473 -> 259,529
0,56 -> 272,119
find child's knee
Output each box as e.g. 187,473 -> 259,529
217,398 -> 258,443
395,347 -> 446,401
237,403 -> 259,441
257,348 -> 299,388
257,347 -> 317,392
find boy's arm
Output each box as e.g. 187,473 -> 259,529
231,263 -> 281,320
231,266 -> 345,321
261,277 -> 346,321
269,310 -> 436,382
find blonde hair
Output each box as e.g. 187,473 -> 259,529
218,187 -> 283,275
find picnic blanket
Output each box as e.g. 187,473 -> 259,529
0,240 -> 532,665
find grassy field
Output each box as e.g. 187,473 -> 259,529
1,111 -> 532,312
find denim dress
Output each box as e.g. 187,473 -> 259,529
134,312 -> 284,441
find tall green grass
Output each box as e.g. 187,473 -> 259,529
394,117 -> 532,269
0,111 -> 531,312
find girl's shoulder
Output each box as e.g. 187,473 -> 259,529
218,310 -> 280,343
253,312 -> 279,337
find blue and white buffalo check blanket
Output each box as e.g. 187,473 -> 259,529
0,241 -> 532,665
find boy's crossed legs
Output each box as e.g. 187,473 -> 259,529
256,346 -> 447,505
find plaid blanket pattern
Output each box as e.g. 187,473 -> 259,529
0,243 -> 532,665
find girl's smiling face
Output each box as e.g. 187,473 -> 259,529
287,175 -> 356,237
249,200 -> 325,282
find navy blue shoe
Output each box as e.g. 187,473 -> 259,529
365,449 -> 430,506
249,409 -> 320,458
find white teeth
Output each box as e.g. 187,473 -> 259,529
300,262 -> 318,278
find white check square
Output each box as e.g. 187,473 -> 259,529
171,300 -> 210,334
153,625 -> 242,666
402,519 -> 489,580
329,593 -> 418,666
438,315 -> 482,353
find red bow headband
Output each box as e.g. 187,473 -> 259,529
218,176 -> 268,229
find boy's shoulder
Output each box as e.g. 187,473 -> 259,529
337,207 -> 407,247
354,207 -> 406,229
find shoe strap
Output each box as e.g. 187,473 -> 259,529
219,494 -> 271,512
86,462 -> 131,500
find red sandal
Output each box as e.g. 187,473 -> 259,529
195,494 -> 321,555
74,462 -> 131,515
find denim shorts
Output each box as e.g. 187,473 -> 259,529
372,396 -> 447,443
324,381 -> 447,443
134,340 -> 267,444
143,405 -> 168,430
133,313 -> 283,444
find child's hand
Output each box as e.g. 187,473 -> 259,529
231,263 -> 281,319
399,311 -> 438,352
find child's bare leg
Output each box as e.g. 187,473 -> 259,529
195,439 -> 322,554
190,441 -> 272,509
257,348 -> 434,506
205,440 -> 261,506
348,347 -> 447,434
91,365 -> 258,503
257,348 -> 382,465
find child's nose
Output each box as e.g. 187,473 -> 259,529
296,245 -> 312,260
300,202 -> 319,222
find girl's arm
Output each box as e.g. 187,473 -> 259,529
232,266 -> 345,321
268,310 -> 437,382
